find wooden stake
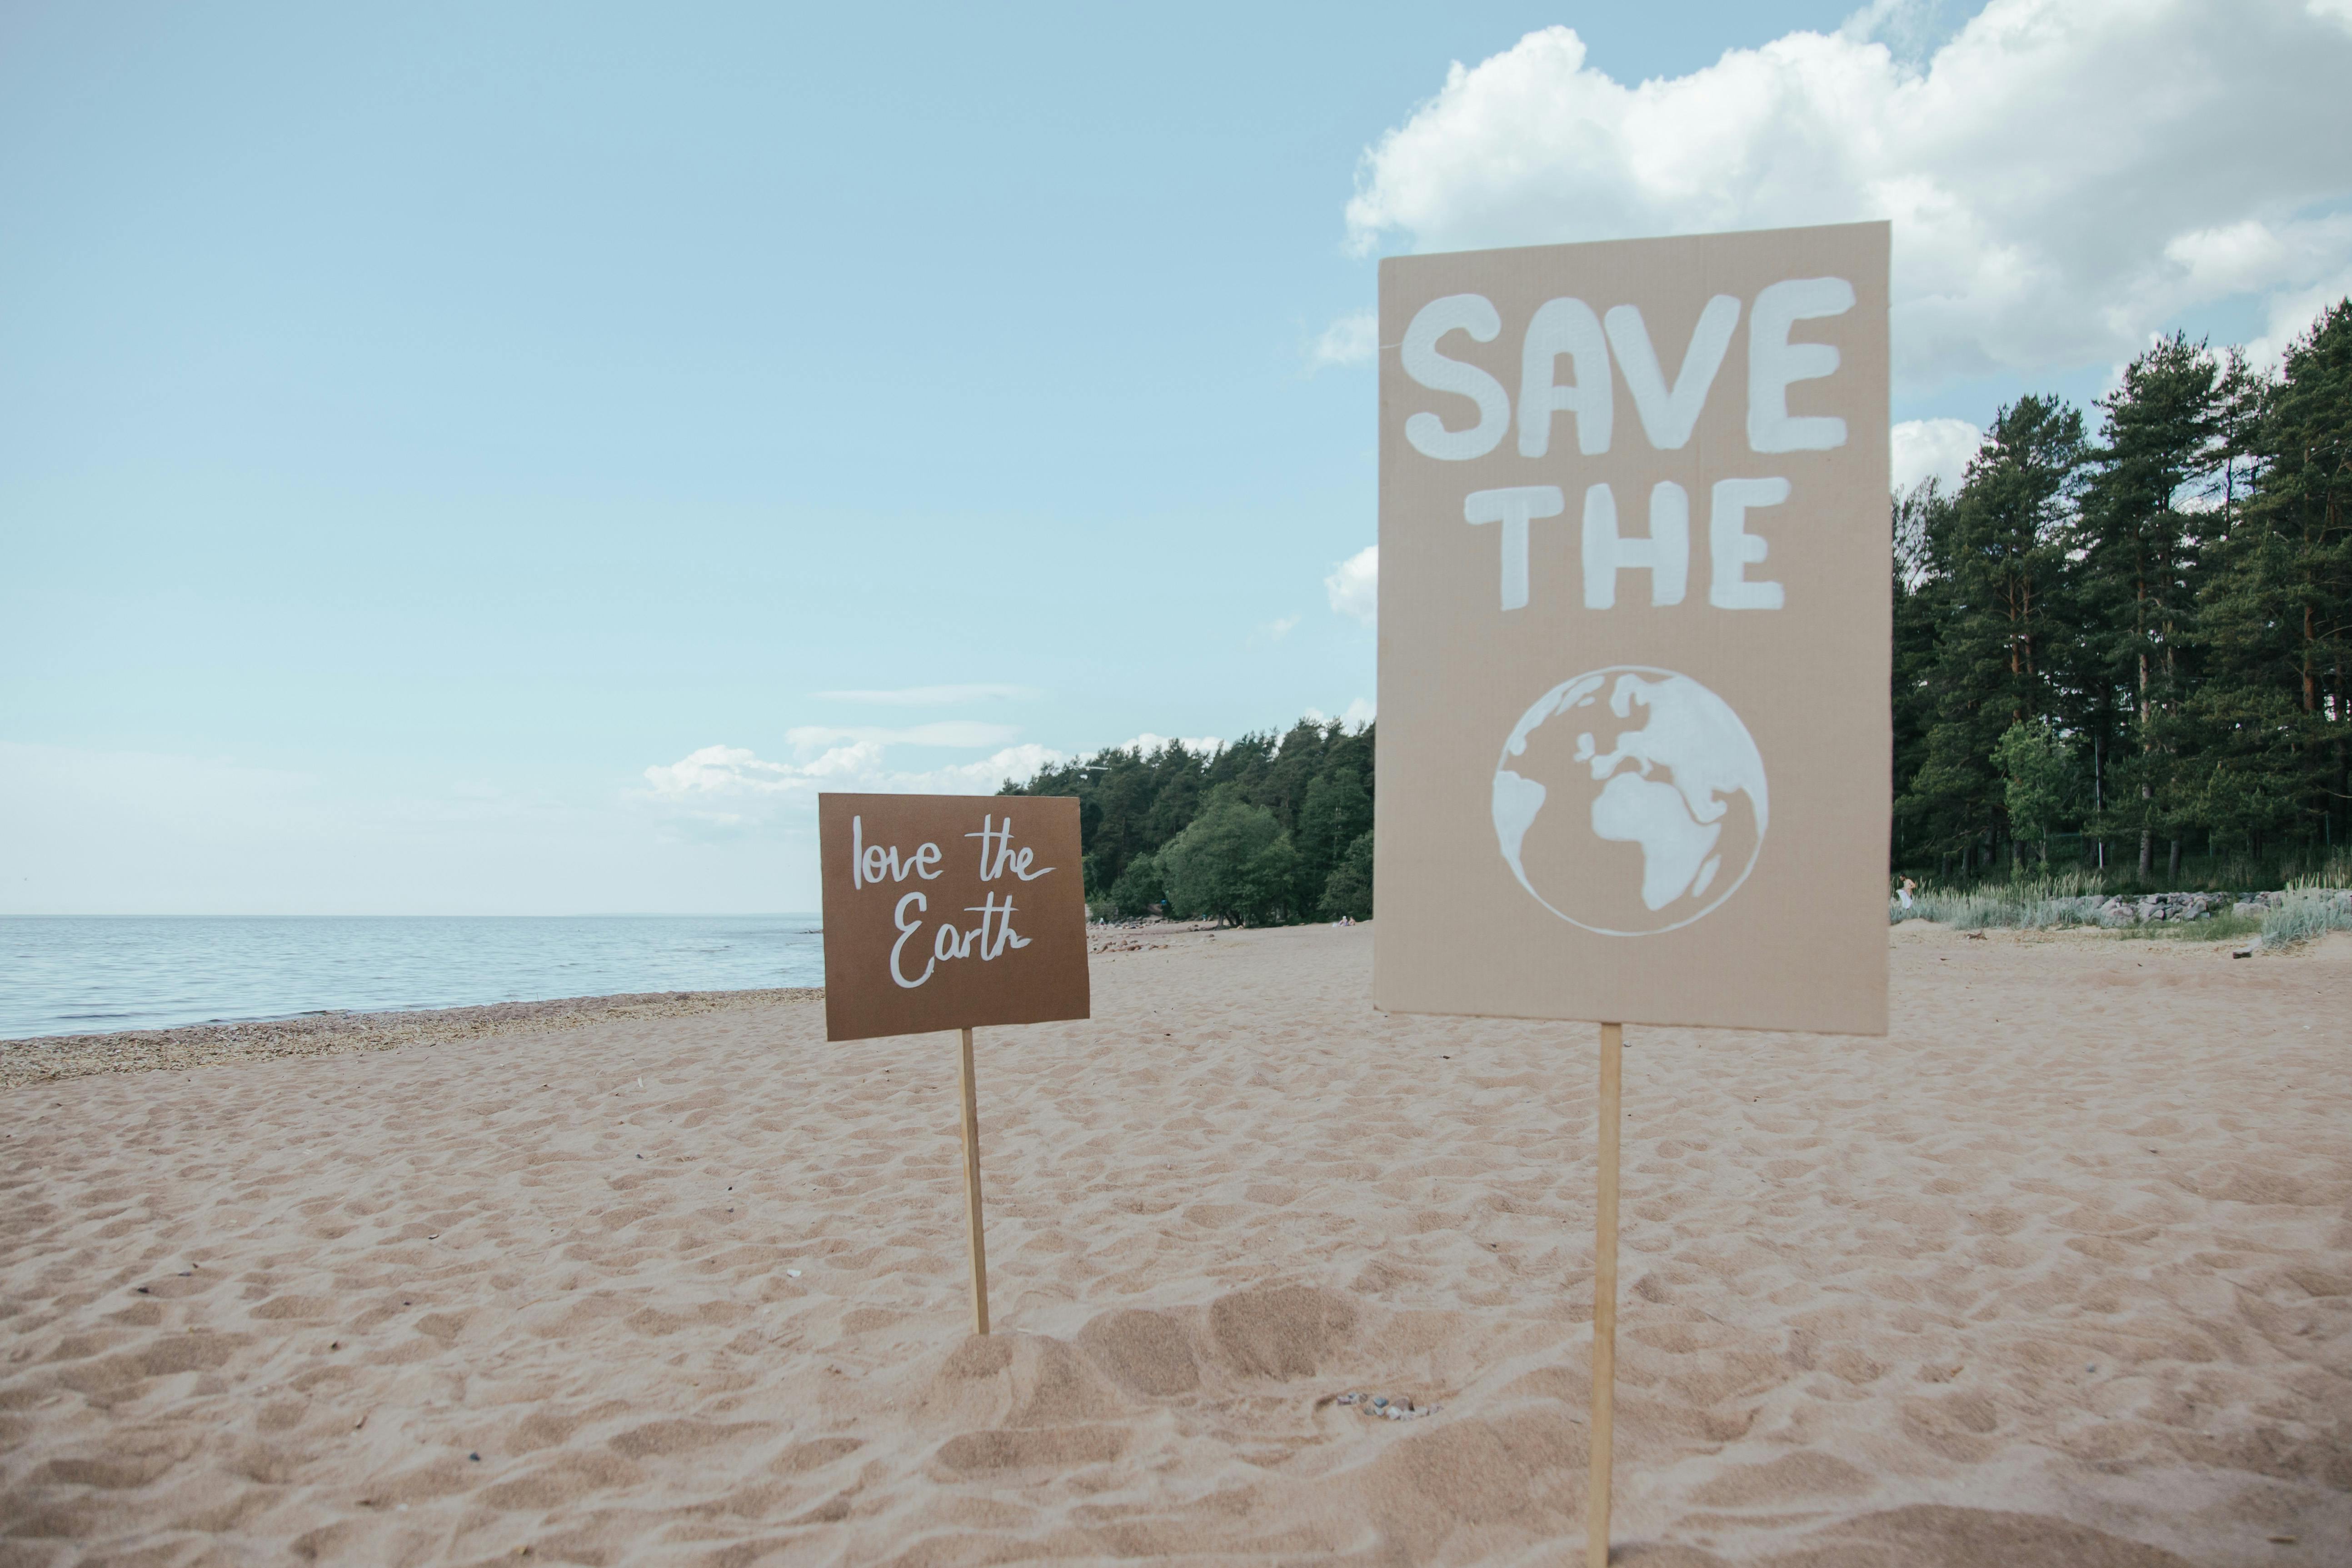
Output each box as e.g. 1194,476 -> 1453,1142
957,1026 -> 990,1336
1588,1020 -> 1622,1568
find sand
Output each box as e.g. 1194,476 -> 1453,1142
2,922 -> 2347,1566
0,990 -> 823,1094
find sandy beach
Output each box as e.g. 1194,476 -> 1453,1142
3,922 -> 2347,1565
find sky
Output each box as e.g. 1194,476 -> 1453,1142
5,0 -> 2350,914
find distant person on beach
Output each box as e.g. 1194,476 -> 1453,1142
1898,877 -> 1916,910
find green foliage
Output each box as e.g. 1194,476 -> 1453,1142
1104,851 -> 1164,918
1893,305 -> 2352,887
1992,719 -> 2073,854
1896,395 -> 2086,869
1157,786 -> 1299,925
1296,765 -> 1372,911
1003,716 -> 1375,928
1319,830 -> 1374,921
2289,849 -> 2352,890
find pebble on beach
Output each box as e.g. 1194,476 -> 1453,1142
1333,1390 -> 1436,1420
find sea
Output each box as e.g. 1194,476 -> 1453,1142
0,915 -> 826,1041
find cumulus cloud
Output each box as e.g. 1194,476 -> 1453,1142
1326,545 -> 1378,625
1302,699 -> 1378,730
1342,2 -> 2352,389
2246,263 -> 2352,371
640,739 -> 1066,826
1261,614 -> 1301,639
1308,310 -> 1378,370
642,720 -> 1259,833
783,721 -> 1020,749
814,684 -> 1038,705
1892,416 -> 1983,493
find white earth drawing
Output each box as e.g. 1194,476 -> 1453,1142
1491,668 -> 1768,936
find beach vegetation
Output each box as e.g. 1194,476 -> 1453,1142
2261,892 -> 2352,948
2114,911 -> 2263,942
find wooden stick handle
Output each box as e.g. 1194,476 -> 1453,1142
1589,1021 -> 1622,1568
957,1025 -> 990,1336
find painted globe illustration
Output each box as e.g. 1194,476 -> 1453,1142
1491,668 -> 1768,935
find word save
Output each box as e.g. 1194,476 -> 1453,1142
1400,279 -> 1853,614
849,813 -> 1057,990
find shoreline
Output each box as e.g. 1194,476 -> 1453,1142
0,987 -> 823,1091
0,920 -> 1246,1089
1,914 -> 2322,1093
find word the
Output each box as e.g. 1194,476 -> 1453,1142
967,814 -> 1054,882
1465,478 -> 1786,613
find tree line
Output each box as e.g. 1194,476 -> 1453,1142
1004,302 -> 2350,918
999,719 -> 1374,924
1894,301 -> 2350,885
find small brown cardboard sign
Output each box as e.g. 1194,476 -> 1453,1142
1375,222 -> 1891,1036
818,793 -> 1089,1043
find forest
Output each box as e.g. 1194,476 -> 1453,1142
999,719 -> 1374,924
1008,301 -> 2351,924
1893,301 -> 2349,887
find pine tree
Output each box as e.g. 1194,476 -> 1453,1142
1900,397 -> 2084,871
2198,305 -> 2352,860
2074,335 -> 2223,878
1890,479 -> 1954,868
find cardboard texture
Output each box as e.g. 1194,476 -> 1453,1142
819,794 -> 1089,1043
1375,222 -> 1891,1035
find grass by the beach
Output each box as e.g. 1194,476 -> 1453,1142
1891,873 -> 2351,948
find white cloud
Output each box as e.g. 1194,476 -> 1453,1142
640,739 -> 1064,814
2246,264 -> 2352,371
1892,416 -> 1982,493
1308,310 -> 1379,370
1344,3 -> 2352,389
1261,613 -> 1301,639
814,683 -> 1038,705
783,721 -> 1019,749
1302,701 -> 1377,729
1326,544 -> 1378,625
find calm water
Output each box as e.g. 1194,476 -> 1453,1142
0,916 -> 825,1040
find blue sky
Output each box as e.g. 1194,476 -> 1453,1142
5,1 -> 2349,913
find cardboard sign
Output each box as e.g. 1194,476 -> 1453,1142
1374,222 -> 1890,1035
819,793 -> 1089,1043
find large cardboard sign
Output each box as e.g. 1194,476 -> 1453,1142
1375,222 -> 1890,1035
819,794 -> 1089,1043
